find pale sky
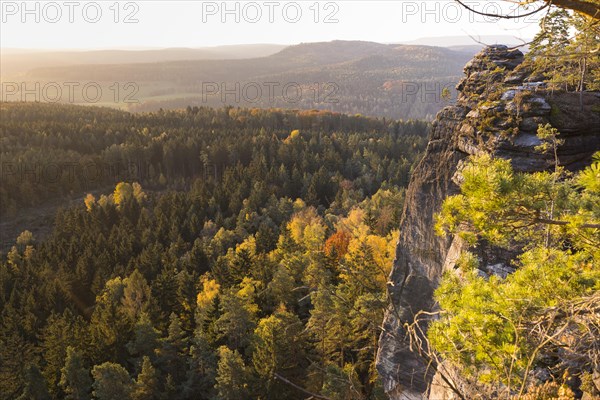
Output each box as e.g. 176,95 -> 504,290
0,0 -> 545,50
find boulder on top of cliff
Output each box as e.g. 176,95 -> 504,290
463,45 -> 524,74
457,46 -> 525,97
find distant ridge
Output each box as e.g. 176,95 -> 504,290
399,34 -> 530,47
0,44 -> 288,78
3,40 -> 474,120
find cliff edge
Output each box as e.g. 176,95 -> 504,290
376,45 -> 600,400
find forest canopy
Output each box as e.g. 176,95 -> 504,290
0,102 -> 429,400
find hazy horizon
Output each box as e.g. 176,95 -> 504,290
0,33 -> 531,53
1,1 -> 542,50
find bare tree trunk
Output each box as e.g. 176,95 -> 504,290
580,56 -> 587,111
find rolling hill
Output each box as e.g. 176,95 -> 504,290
2,41 -> 474,119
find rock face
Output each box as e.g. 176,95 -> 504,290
376,45 -> 600,399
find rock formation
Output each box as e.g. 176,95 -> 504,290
376,45 -> 600,399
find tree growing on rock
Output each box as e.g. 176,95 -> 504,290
429,152 -> 600,398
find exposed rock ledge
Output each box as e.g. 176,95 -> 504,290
375,45 -> 600,399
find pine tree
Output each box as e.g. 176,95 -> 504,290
89,278 -> 133,364
91,362 -> 133,400
180,334 -> 217,399
132,357 -> 159,400
16,364 -> 51,400
431,153 -> 600,395
0,329 -> 36,399
126,312 -> 160,365
215,287 -> 257,351
156,313 -> 188,388
122,269 -> 151,322
59,347 -> 91,400
252,306 -> 306,398
214,346 -> 251,400
529,9 -> 571,88
40,310 -> 82,396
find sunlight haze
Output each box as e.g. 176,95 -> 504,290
1,0 -> 542,50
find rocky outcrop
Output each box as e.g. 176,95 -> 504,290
376,45 -> 600,399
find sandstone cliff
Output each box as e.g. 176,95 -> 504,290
376,45 -> 600,400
